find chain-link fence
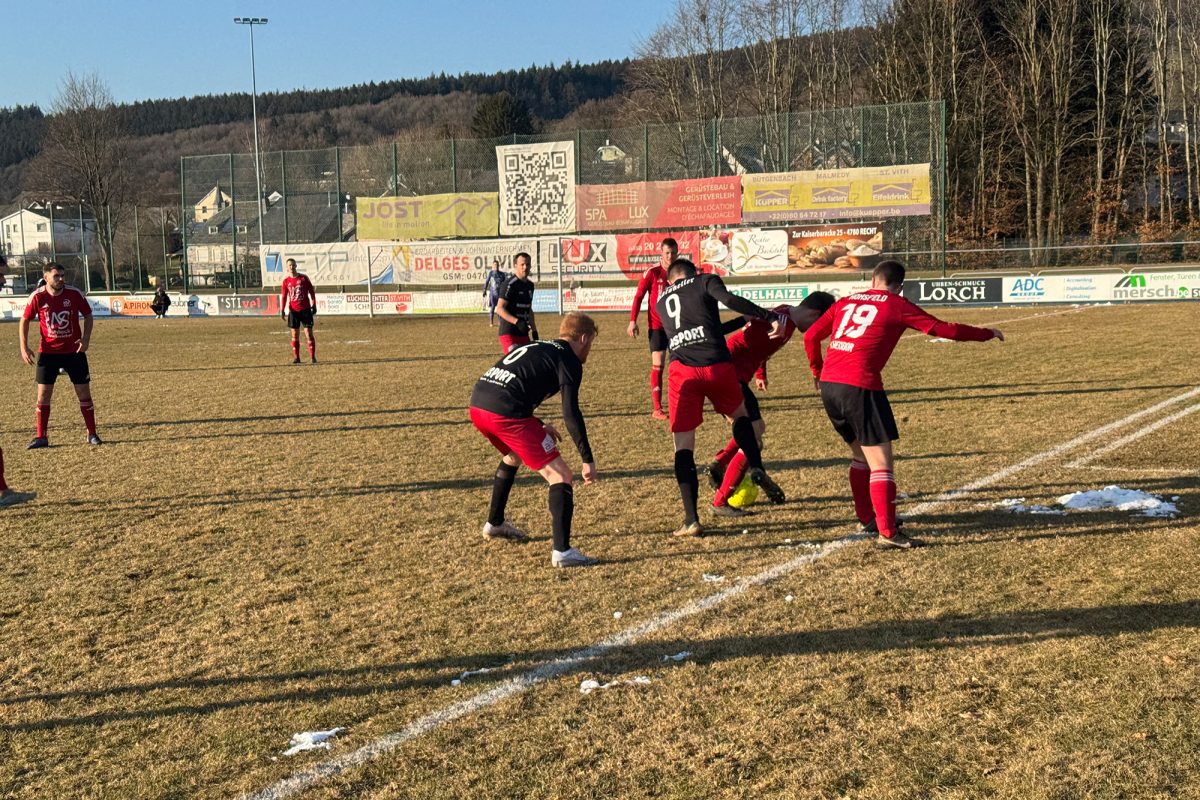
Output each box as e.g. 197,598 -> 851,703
179,101 -> 947,287
0,203 -> 184,294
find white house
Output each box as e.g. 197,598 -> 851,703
0,203 -> 100,260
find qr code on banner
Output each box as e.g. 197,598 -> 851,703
502,148 -> 574,231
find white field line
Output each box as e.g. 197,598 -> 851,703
1068,464 -> 1200,477
244,384 -> 1200,800
1065,402 -> 1200,468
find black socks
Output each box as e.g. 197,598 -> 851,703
488,462 -> 518,526
548,483 -> 574,551
732,416 -> 763,471
674,449 -> 699,524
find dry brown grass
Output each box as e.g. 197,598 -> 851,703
0,304 -> 1197,800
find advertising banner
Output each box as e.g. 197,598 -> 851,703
1110,271 -> 1200,302
497,141 -> 577,235
356,193 -> 499,240
377,239 -> 540,285
570,285 -> 639,313
107,296 -> 159,316
539,236 -> 621,281
903,278 -> 1002,305
576,176 -> 741,231
1003,275 -> 1111,303
742,164 -> 931,222
263,244 -> 370,287
217,294 -> 281,316
614,230 -> 722,278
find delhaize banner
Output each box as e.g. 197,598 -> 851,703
742,164 -> 930,222
356,193 -> 499,240
576,176 -> 741,231
729,222 -> 885,275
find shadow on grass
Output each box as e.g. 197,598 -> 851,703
4,595 -> 1196,732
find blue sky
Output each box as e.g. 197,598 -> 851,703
1,0 -> 671,108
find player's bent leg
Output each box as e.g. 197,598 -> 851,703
483,453 -> 526,542
538,457 -> 596,567
728,409 -> 784,504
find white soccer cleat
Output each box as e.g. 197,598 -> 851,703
482,520 -> 529,542
551,547 -> 598,567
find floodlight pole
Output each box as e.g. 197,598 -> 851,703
234,16 -> 268,257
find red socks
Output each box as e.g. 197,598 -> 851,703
650,366 -> 663,411
849,460 -> 873,525
291,340 -> 300,360
713,450 -> 748,506
308,338 -> 316,361
714,437 -> 739,467
869,470 -> 897,537
36,404 -> 50,438
0,447 -> 8,492
79,401 -> 97,436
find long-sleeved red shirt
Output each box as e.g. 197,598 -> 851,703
630,266 -> 668,329
804,289 -> 994,390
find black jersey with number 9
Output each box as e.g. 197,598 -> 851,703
656,274 -> 773,367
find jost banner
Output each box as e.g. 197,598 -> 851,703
356,193 -> 499,240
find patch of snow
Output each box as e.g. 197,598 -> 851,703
1058,485 -> 1178,517
580,676 -> 651,694
283,728 -> 344,756
702,573 -> 725,583
994,498 -> 1066,515
662,651 -> 692,662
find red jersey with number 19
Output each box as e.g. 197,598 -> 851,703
22,286 -> 91,354
804,289 -> 994,391
281,275 -> 316,311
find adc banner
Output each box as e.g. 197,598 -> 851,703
497,141 -> 577,236
576,176 -> 741,231
356,193 -> 499,240
742,164 -> 931,222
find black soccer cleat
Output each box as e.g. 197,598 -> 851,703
26,437 -> 49,450
748,467 -> 785,504
705,460 -> 725,491
292,358 -> 301,365
711,503 -> 748,518
877,531 -> 925,549
87,434 -> 103,446
860,518 -> 905,534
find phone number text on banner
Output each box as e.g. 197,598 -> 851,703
576,176 -> 741,231
356,193 -> 498,240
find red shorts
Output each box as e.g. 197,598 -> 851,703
499,335 -> 531,354
667,360 -> 744,433
469,406 -> 560,470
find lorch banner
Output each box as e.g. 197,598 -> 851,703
497,141 -> 577,236
742,164 -> 931,222
576,176 -> 741,231
356,193 -> 499,240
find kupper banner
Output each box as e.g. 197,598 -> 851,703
497,141 -> 577,236
356,193 -> 499,240
576,176 -> 741,231
742,164 -> 931,222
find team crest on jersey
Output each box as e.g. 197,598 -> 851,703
48,310 -> 72,337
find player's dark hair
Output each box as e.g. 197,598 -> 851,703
800,291 -> 836,313
286,258 -> 297,267
661,237 -> 678,252
873,260 -> 906,286
667,258 -> 697,281
44,262 -> 65,274
514,252 -> 532,267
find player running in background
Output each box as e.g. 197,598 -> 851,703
627,237 -> 676,420
656,258 -> 788,538
483,259 -> 506,326
804,260 -> 1004,548
19,263 -> 101,449
707,292 -> 836,517
495,252 -> 538,354
280,258 -> 318,364
469,312 -> 600,567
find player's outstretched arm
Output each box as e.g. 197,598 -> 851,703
901,300 -> 999,342
704,276 -> 772,322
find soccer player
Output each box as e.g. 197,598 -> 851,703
656,258 -> 788,538
19,262 -> 101,448
0,447 -> 34,508
469,312 -> 599,567
804,260 -> 1004,549
707,292 -> 837,517
483,259 -> 506,326
280,258 -> 318,364
495,251 -> 538,354
627,237 -> 676,420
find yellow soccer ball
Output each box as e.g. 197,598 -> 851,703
727,474 -> 759,509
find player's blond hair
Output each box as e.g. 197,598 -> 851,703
559,312 -> 598,341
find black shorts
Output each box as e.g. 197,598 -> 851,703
36,352 -> 90,386
820,381 -> 899,446
287,309 -> 315,329
740,381 -> 761,423
648,327 -> 668,352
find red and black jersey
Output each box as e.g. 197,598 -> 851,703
656,273 -> 775,368
22,286 -> 91,354
470,339 -> 593,462
804,289 -> 995,390
630,265 -> 669,329
728,304 -> 796,384
497,275 -> 535,337
281,275 -> 316,311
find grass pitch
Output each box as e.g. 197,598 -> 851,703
0,303 -> 1197,800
